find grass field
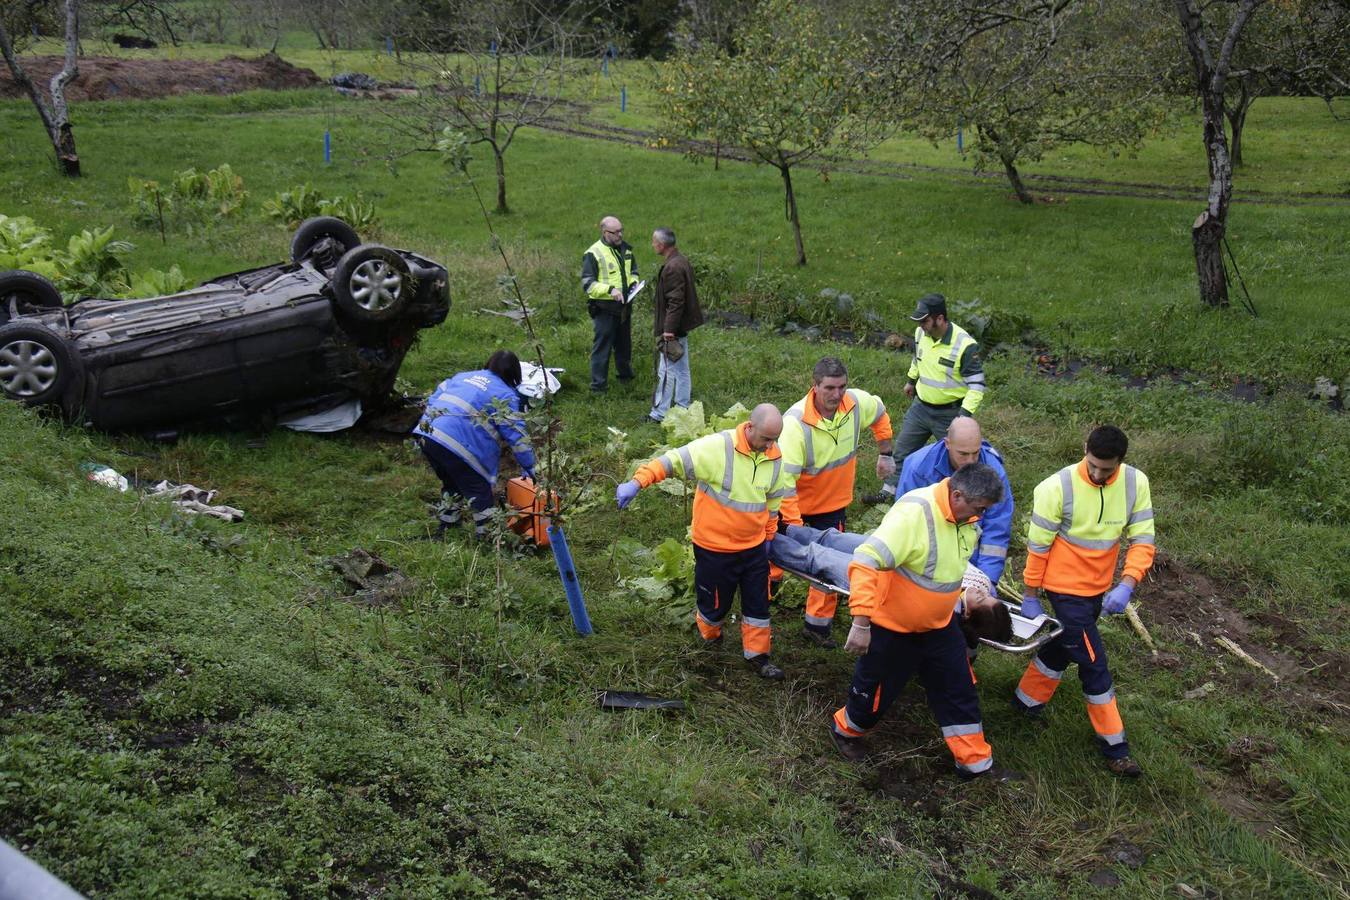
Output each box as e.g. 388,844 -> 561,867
1,53 -> 1349,898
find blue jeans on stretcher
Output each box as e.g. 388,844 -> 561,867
767,525 -> 865,589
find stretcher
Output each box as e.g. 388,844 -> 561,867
776,565 -> 1064,654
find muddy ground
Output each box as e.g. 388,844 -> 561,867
0,53 -> 320,102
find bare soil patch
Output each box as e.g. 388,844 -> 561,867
0,53 -> 320,102
1142,551 -> 1349,721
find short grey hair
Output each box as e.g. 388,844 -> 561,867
812,356 -> 847,382
653,227 -> 676,247
950,462 -> 1004,505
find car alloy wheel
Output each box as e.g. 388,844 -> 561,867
0,321 -> 78,407
349,258 -> 403,312
0,338 -> 57,396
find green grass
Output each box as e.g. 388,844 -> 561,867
1,83 -> 1348,896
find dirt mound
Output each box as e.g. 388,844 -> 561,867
0,53 -> 321,102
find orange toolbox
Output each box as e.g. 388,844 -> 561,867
506,476 -> 559,546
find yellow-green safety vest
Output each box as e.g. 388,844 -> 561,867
907,322 -> 985,413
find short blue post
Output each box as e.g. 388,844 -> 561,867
474,74 -> 482,95
548,524 -> 592,635
385,35 -> 393,55
957,124 -> 963,153
620,84 -> 626,112
324,130 -> 331,164
489,40 -> 497,56
602,57 -> 608,77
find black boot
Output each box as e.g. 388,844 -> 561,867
746,654 -> 785,681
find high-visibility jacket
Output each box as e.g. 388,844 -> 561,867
779,387 -> 892,521
415,370 -> 534,484
907,322 -> 985,414
846,479 -> 982,633
581,238 -> 638,303
898,438 -> 1012,584
1023,459 -> 1156,596
632,422 -> 788,552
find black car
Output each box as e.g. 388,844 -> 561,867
0,217 -> 449,432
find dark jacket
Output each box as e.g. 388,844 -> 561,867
653,250 -> 704,337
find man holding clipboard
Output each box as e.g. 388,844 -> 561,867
581,216 -> 640,393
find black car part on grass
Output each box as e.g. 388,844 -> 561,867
0,217 -> 449,432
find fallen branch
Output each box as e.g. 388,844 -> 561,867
1215,636 -> 1279,681
1124,602 -> 1155,650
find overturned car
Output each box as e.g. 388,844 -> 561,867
0,217 -> 448,432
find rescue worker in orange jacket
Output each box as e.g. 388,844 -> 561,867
829,463 -> 1012,778
776,357 -> 894,649
616,403 -> 791,680
1012,425 -> 1156,778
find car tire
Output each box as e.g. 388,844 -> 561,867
0,321 -> 79,407
291,217 -> 360,267
331,245 -> 413,323
0,270 -> 64,321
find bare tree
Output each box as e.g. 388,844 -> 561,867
0,0 -> 82,175
1173,0 -> 1266,308
388,0 -> 605,214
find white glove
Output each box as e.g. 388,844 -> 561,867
844,620 -> 872,655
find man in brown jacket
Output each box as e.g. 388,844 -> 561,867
645,227 -> 705,424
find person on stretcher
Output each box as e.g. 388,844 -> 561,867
769,524 -> 1012,647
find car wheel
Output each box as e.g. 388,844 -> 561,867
0,321 -> 78,407
0,270 -> 64,321
331,245 -> 412,323
291,217 -> 360,268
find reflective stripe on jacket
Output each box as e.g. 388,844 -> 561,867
897,439 -> 1013,584
846,478 -> 981,633
415,370 -> 534,484
581,238 -> 638,302
779,387 -> 892,520
906,322 -> 985,413
632,422 -> 788,552
1022,459 -> 1156,596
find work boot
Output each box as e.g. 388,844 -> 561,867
1009,696 -> 1049,730
746,654 -> 785,681
700,634 -> 723,651
801,625 -> 838,650
829,728 -> 869,763
1105,756 -> 1144,778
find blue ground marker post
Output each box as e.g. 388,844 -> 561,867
386,35 -> 393,56
324,130 -> 331,164
957,123 -> 963,153
548,524 -> 593,636
621,84 -> 626,113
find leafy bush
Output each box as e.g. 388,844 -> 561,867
0,214 -> 58,279
946,296 -> 1033,346
263,184 -> 380,232
129,164 -> 248,234
127,265 -> 191,298
55,227 -> 135,298
741,270 -> 803,324
690,252 -> 735,308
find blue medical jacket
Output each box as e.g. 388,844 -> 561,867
415,370 -> 534,484
897,439 -> 1013,584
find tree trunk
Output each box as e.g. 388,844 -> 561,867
1191,210 -> 1228,308
1001,153 -> 1032,204
494,147 -> 508,213
779,160 -> 806,266
1194,88 -> 1232,307
1226,83 -> 1253,167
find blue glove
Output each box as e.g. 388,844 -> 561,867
522,469 -> 536,482
616,480 -> 640,510
1020,594 -> 1044,619
1103,582 -> 1134,615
